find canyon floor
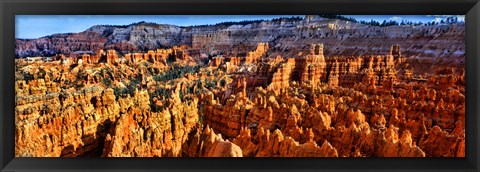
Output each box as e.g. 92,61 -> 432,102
15,43 -> 465,157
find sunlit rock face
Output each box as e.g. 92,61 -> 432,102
15,16 -> 465,157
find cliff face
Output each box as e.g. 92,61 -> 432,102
102,89 -> 199,157
16,23 -> 184,57
15,46 -> 202,157
16,18 -> 465,62
15,85 -> 119,157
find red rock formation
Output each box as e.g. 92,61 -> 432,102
122,47 -> 192,66
210,56 -> 224,67
229,57 -> 242,66
245,43 -> 269,64
15,33 -> 464,158
102,88 -> 199,157
103,50 -> 118,65
419,126 -> 464,157
15,86 -> 119,157
299,43 -> 327,86
185,125 -> 243,157
269,58 -> 295,90
232,127 -> 338,157
202,91 -> 251,139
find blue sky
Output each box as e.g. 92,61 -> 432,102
16,15 -> 465,39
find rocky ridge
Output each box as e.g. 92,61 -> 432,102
16,16 -> 464,63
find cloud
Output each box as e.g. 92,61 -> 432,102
432,17 -> 443,23
389,16 -> 402,20
427,15 -> 462,18
427,15 -> 465,22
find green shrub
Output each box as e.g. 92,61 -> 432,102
103,77 -> 112,86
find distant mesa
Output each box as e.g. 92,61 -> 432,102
16,15 -> 464,63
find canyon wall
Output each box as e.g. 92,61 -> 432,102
16,17 -> 464,62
